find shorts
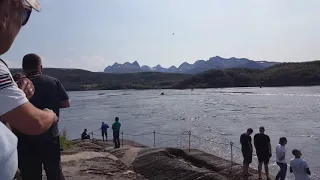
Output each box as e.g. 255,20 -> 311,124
257,153 -> 270,164
242,150 -> 252,164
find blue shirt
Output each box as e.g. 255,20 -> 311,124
101,124 -> 109,132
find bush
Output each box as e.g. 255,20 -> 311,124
60,129 -> 72,150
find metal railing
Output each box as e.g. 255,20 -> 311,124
87,130 -> 320,180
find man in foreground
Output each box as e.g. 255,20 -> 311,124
0,1 -> 58,179
290,149 -> 311,180
101,122 -> 109,141
112,117 -> 121,148
240,128 -> 253,177
16,53 -> 70,180
254,126 -> 272,180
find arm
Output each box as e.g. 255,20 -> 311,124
306,168 -> 311,175
57,80 -> 70,108
60,100 -> 70,108
304,161 -> 311,175
3,102 -> 57,135
249,142 -> 253,152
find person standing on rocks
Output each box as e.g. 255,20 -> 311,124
290,149 -> 311,180
275,137 -> 288,180
112,117 -> 121,148
254,126 -> 272,180
240,128 -> 253,177
0,1 -> 58,179
101,122 -> 109,141
16,53 -> 70,180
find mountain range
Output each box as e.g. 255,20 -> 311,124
104,56 -> 279,74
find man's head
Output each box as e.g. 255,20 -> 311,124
102,122 -> 105,125
84,129 -> 87,132
292,149 -> 302,158
115,117 -> 119,122
279,137 -> 287,146
22,53 -> 42,74
259,126 -> 265,134
246,128 -> 253,135
0,0 -> 40,55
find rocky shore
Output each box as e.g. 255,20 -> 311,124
18,139 -> 271,180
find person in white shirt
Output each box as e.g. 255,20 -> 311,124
0,0 -> 58,180
290,149 -> 311,180
275,137 -> 288,180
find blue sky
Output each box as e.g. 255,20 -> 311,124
3,0 -> 320,71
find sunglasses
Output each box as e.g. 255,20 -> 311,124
21,6 -> 32,26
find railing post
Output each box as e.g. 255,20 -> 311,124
121,131 -> 124,147
229,142 -> 234,179
92,132 -> 94,141
153,130 -> 156,148
188,131 -> 191,152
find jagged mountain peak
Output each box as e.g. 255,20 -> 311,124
104,57 -> 279,74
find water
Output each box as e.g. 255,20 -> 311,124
59,87 -> 320,179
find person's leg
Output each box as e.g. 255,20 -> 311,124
102,132 -> 105,141
279,163 -> 287,180
257,154 -> 262,179
113,131 -> 117,148
264,157 -> 270,179
18,141 -> 42,180
42,137 -> 65,180
276,163 -> 281,180
115,131 -> 120,148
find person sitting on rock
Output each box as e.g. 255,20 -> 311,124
81,129 -> 90,140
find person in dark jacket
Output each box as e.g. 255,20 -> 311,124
81,129 -> 90,140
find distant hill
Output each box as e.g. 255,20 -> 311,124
10,68 -> 192,91
10,61 -> 320,91
173,61 -> 320,89
104,56 -> 279,74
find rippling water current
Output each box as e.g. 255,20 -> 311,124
59,87 -> 320,179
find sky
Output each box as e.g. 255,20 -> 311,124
2,0 -> 320,72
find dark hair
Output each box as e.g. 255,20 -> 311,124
247,128 -> 253,133
292,149 -> 300,156
279,137 -> 287,145
22,53 -> 42,70
84,129 -> 87,131
115,117 -> 119,121
259,126 -> 265,131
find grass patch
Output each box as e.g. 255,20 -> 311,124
60,129 -> 72,150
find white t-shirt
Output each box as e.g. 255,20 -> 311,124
0,60 -> 28,180
276,144 -> 286,163
290,158 -> 310,180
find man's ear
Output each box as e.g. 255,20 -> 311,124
0,10 -> 9,32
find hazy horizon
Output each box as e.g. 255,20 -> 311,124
2,0 -> 320,72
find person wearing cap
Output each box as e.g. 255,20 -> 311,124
290,149 -> 311,180
15,53 -> 70,180
0,1 -> 58,180
240,128 -> 253,177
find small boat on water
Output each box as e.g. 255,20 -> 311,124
98,93 -> 105,95
160,93 -> 165,95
